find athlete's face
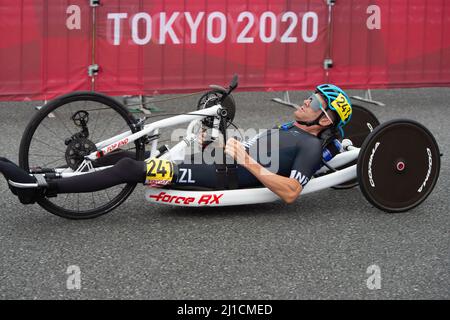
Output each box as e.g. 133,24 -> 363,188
294,93 -> 327,122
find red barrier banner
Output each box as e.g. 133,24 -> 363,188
0,0 -> 328,100
330,0 -> 450,89
0,1 -> 449,101
0,0 -> 92,101
94,0 -> 327,96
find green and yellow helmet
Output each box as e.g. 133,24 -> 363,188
315,84 -> 352,136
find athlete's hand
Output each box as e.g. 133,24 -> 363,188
225,138 -> 250,165
197,128 -> 223,148
197,128 -> 207,145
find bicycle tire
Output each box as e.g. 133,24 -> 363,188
19,91 -> 145,219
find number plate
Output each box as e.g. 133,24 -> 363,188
331,93 -> 352,122
145,159 -> 174,186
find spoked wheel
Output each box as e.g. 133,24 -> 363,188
19,91 -> 145,219
332,104 -> 380,189
357,119 -> 440,213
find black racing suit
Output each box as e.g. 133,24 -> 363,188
172,122 -> 323,189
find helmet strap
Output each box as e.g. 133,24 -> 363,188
296,112 -> 327,127
296,119 -> 319,127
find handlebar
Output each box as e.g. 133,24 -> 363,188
228,74 -> 238,93
208,74 -> 239,103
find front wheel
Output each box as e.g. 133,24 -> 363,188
19,91 -> 145,219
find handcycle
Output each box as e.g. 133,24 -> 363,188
13,75 -> 441,219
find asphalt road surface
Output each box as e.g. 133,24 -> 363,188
0,87 -> 449,299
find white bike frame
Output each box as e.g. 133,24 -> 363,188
55,104 -> 223,177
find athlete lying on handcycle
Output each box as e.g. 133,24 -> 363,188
0,84 -> 351,207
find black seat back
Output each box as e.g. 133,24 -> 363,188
319,127 -> 342,162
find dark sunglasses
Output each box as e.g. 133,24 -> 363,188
306,94 -> 334,124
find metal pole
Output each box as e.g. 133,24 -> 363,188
351,89 -> 386,106
324,0 -> 335,80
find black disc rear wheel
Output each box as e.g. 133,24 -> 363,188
357,119 -> 440,213
19,91 -> 145,219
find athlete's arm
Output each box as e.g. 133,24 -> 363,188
225,138 -> 302,204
